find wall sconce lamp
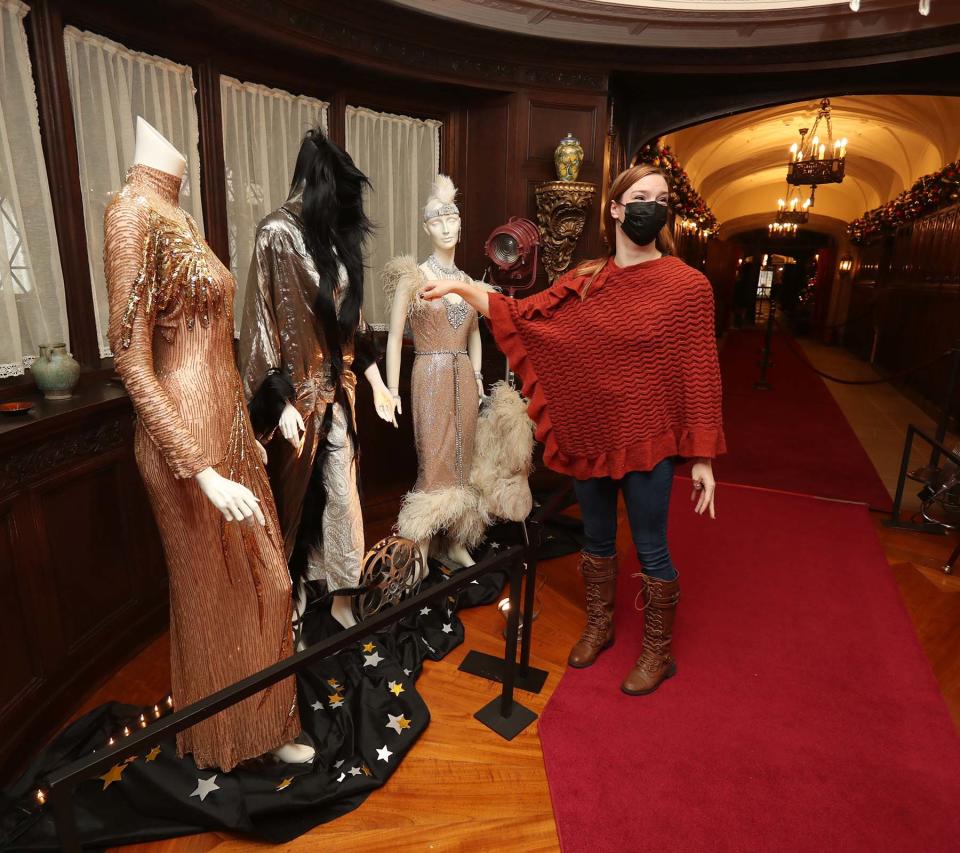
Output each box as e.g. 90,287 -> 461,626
839,256 -> 854,274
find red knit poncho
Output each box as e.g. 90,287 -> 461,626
486,254 -> 725,479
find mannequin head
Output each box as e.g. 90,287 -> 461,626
288,126 -> 371,348
133,116 -> 186,178
422,175 -> 460,255
423,212 -> 461,252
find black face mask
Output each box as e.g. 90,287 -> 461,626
618,200 -> 668,247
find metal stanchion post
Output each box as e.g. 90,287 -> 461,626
458,519 -> 549,693
473,552 -> 538,739
755,296 -> 776,390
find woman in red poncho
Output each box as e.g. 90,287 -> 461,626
422,164 -> 725,696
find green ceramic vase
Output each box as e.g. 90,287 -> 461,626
554,132 -> 584,182
32,343 -> 80,400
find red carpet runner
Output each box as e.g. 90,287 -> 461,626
538,483 -> 960,852
716,329 -> 892,511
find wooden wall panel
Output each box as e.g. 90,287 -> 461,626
0,500 -> 40,722
39,454 -> 136,652
844,204 -> 960,421
0,393 -> 167,784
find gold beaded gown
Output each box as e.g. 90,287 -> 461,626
104,164 -> 300,772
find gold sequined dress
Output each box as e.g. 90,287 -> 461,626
383,256 -> 494,548
104,164 -> 300,772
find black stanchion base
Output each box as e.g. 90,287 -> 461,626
458,650 -> 549,694
474,696 -> 538,740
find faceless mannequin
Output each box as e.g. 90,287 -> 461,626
385,177 -> 486,573
129,116 -> 314,766
133,116 -> 186,179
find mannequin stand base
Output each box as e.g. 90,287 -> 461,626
474,696 -> 538,741
458,651 -> 549,694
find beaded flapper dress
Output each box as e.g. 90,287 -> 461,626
383,256 -> 494,548
104,164 -> 299,771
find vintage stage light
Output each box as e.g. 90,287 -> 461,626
483,217 -> 540,295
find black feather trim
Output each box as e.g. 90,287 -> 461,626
352,326 -> 380,376
248,368 -> 295,438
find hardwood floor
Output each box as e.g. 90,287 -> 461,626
62,337 -> 960,852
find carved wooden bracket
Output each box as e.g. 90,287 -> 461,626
535,181 -> 596,282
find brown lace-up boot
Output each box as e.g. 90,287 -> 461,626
567,552 -> 618,668
621,573 -> 680,695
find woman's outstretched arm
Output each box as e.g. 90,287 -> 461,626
420,278 -> 491,316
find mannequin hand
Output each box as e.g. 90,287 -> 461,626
195,467 -> 266,525
254,439 -> 268,467
279,402 -> 305,447
420,279 -> 461,301
690,459 -> 716,519
372,384 -> 398,427
476,377 -> 485,405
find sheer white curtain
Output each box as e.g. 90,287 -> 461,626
221,76 -> 328,333
64,26 -> 203,357
345,106 -> 441,328
0,0 -> 68,378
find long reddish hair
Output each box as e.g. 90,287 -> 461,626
574,164 -> 676,296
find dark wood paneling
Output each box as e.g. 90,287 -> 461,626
843,205 -> 960,422
0,391 -> 167,784
40,454 -> 135,652
461,96 -> 513,278
0,500 -> 41,720
526,100 -> 599,162
195,61 -> 229,264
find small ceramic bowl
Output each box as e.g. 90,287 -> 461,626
0,401 -> 35,416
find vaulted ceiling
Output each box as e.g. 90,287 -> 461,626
660,94 -> 960,240
386,0 -> 960,48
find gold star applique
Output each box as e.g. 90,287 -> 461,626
328,692 -> 345,709
327,678 -> 342,689
388,681 -> 405,697
123,755 -> 137,764
361,764 -> 372,777
386,713 -> 412,734
361,642 -> 376,653
99,763 -> 126,790
276,777 -> 294,791
145,746 -> 161,762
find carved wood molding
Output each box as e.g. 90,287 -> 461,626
535,181 -> 597,281
0,419 -> 127,491
199,0 -> 608,91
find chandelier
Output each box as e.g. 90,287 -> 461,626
786,98 -> 847,187
768,220 -> 798,238
849,0 -> 931,13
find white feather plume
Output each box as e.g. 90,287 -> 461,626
428,174 -> 457,206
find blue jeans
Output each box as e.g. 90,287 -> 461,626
572,457 -> 677,581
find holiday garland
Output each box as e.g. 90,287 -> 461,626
848,159 -> 960,244
636,141 -> 719,233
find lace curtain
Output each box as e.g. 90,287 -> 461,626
64,26 -> 203,357
345,106 -> 441,328
220,76 -> 328,333
0,0 -> 68,378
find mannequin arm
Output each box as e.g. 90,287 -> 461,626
365,361 -> 398,426
385,284 -> 410,396
468,318 -> 483,399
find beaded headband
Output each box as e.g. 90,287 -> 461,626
423,202 -> 460,222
